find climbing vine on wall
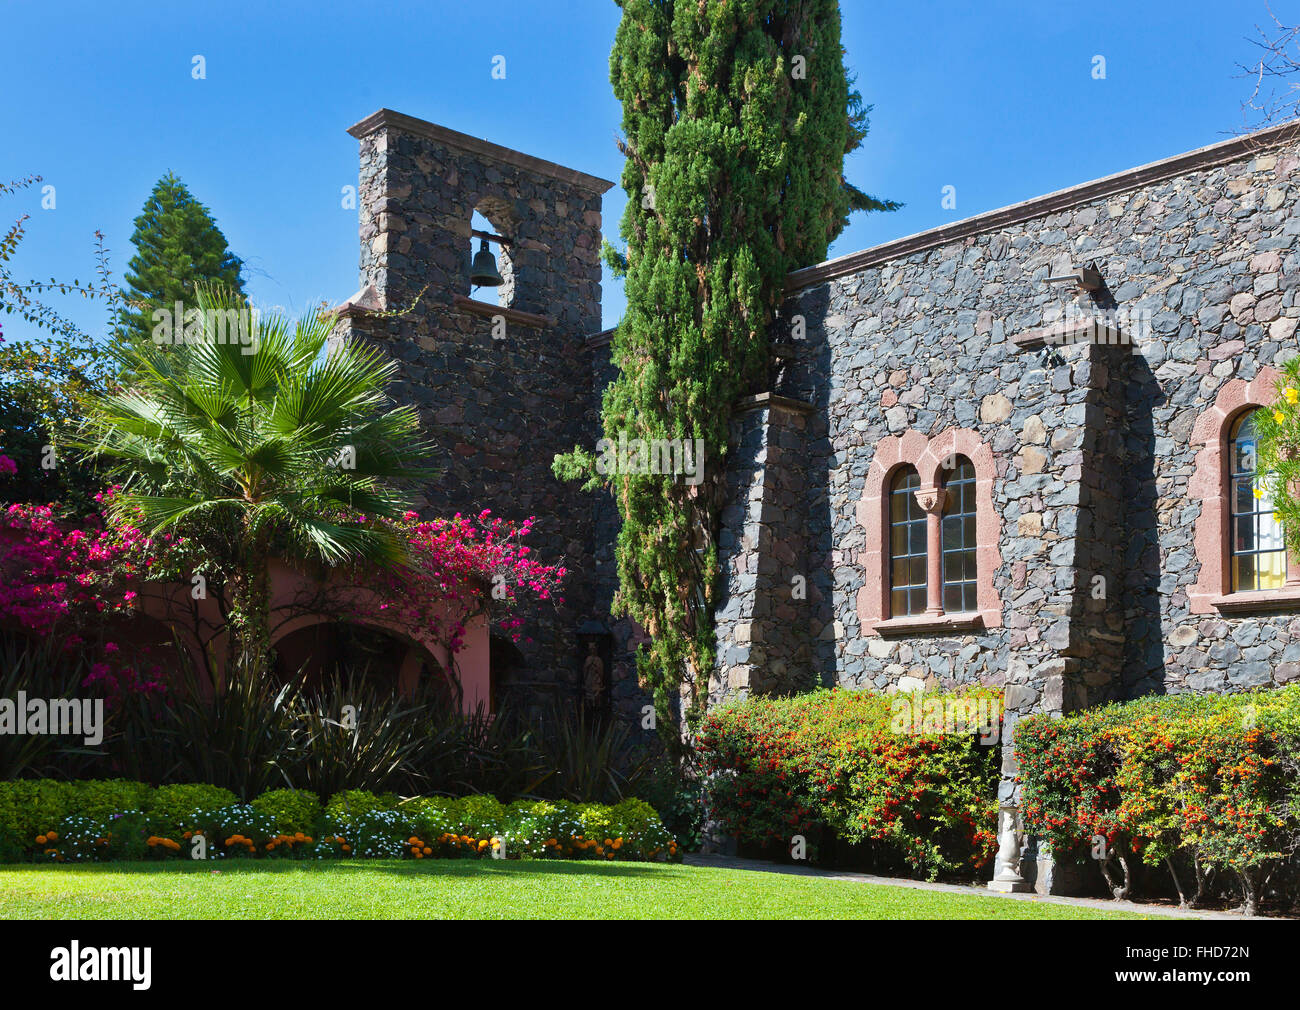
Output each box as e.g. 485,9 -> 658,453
556,0 -> 896,745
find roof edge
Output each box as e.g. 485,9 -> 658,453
348,108 -> 616,195
787,120 -> 1300,294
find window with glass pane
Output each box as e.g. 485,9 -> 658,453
1230,411 -> 1287,592
941,457 -> 978,612
889,466 -> 927,616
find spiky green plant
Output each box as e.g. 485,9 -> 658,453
79,284 -> 436,672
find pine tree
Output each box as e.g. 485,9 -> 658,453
558,0 -> 897,743
117,172 -> 245,349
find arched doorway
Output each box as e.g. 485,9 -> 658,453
271,621 -> 450,705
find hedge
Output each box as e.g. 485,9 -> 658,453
0,781 -> 679,864
697,687 -> 1002,879
1015,685 -> 1300,914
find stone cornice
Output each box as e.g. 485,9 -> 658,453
1010,315 -> 1130,351
733,392 -> 815,415
348,109 -> 616,195
786,120 -> 1300,294
452,294 -> 553,329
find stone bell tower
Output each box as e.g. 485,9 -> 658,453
333,108 -> 614,711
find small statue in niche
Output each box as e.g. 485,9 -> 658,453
582,640 -> 606,713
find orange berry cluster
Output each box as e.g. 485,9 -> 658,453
423,833 -> 495,856
266,831 -> 313,852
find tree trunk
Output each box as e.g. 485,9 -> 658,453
1236,868 -> 1260,917
226,536 -> 273,682
1099,848 -> 1132,901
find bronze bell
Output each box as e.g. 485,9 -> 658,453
470,238 -> 504,287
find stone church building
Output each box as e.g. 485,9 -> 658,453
332,107 -> 1300,891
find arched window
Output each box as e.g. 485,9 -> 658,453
858,428 -> 1002,633
890,466 -> 927,617
942,456 -> 978,613
1229,411 -> 1287,592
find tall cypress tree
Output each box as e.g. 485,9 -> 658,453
117,172 -> 245,349
558,0 -> 897,741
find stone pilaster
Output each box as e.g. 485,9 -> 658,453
713,393 -> 815,704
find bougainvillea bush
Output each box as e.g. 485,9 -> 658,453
0,491 -> 191,639
0,489 -> 564,696
0,780 -> 679,865
697,688 -> 1002,880
1015,686 -> 1300,915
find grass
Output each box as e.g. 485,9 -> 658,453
0,860 -> 1160,919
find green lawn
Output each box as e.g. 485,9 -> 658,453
0,860 -> 1157,919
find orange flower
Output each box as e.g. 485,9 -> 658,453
35,834 -> 47,845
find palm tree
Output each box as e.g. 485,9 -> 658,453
80,284 -> 436,674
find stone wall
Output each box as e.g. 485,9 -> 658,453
777,126 -> 1300,718
700,123 -> 1300,888
333,110 -> 612,713
330,108 -> 1300,846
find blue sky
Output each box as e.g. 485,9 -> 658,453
1,0 -> 1293,339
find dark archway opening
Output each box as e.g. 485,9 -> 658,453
489,634 -> 526,713
272,622 -> 444,700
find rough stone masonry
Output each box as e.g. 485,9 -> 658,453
335,108 -> 1300,892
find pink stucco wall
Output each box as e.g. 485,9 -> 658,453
126,558 -> 491,713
